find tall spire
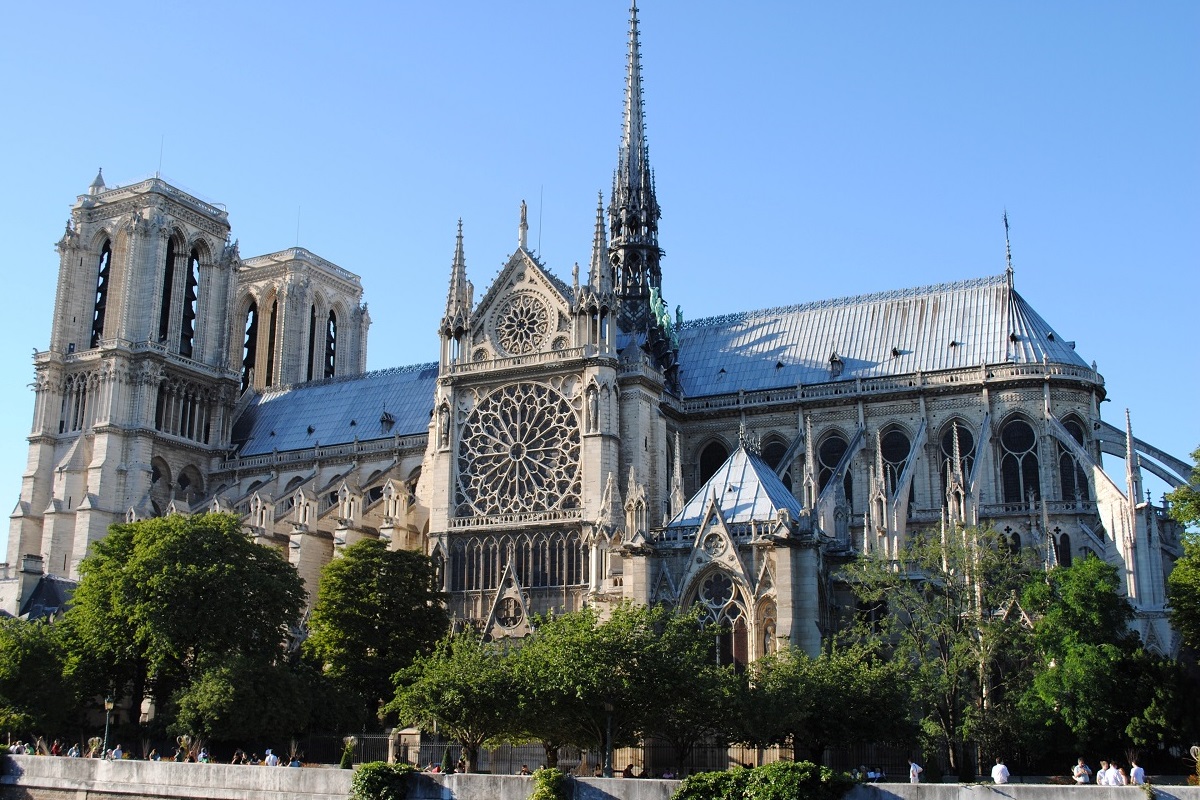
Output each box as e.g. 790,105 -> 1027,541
609,1 -> 665,337
619,1 -> 649,197
441,220 -> 472,336
589,192 -> 610,292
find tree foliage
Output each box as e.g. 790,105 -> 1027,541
387,632 -> 515,772
1166,446 -> 1200,530
510,602 -> 725,770
845,526 -> 1035,779
738,644 -> 911,763
1167,537 -> 1200,653
1019,554 -> 1190,755
62,512 -> 305,739
0,618 -> 77,736
305,539 -> 447,730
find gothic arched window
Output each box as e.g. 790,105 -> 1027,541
90,240 -> 112,348
1000,417 -> 1040,503
241,302 -> 258,392
264,299 -> 278,387
761,437 -> 792,490
939,418 -> 976,497
307,304 -> 318,381
325,310 -> 338,378
1058,416 -> 1090,503
179,248 -> 200,358
879,427 -> 911,496
698,441 -> 729,487
818,432 -> 853,508
158,238 -> 176,343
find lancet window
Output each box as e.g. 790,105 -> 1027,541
761,437 -> 792,490
154,377 -> 214,444
879,427 -> 911,495
324,310 -> 337,378
158,239 -> 176,343
241,302 -> 258,392
818,432 -> 853,509
698,441 -> 729,487
179,248 -> 200,358
58,372 -> 93,433
264,300 -> 278,387
999,417 -> 1041,503
90,240 -> 112,348
448,530 -> 587,592
1058,416 -> 1090,503
307,304 -> 317,381
692,571 -> 748,668
939,419 -> 976,497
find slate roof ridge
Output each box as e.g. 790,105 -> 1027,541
257,361 -> 439,398
680,273 -> 1007,331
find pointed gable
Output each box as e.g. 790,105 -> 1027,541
469,247 -> 574,361
666,446 -> 803,530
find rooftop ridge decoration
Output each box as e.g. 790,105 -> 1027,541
680,273 -> 1008,331
256,361 -> 439,398
241,247 -> 362,285
81,176 -> 229,221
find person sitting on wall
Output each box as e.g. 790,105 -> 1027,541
519,765 -> 532,775
622,764 -> 635,778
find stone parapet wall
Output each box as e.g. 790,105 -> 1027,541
5,757 -> 1200,800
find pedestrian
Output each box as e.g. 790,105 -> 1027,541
1073,758 -> 1092,784
111,744 -> 123,761
991,758 -> 1010,785
1130,759 -> 1146,786
1096,761 -> 1110,785
264,749 -> 280,767
909,760 -> 923,784
1102,761 -> 1119,786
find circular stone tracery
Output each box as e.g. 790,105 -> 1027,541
495,294 -> 549,355
456,382 -> 581,516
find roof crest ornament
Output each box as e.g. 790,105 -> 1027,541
1003,209 -> 1014,288
519,200 -> 529,250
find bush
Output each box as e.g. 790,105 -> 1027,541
673,767 -> 752,800
350,761 -> 416,800
673,762 -> 852,800
530,767 -> 570,800
340,742 -> 355,769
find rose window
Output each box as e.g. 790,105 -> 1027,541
456,382 -> 581,516
495,294 -> 549,355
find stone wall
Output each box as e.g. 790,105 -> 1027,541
5,757 -> 1200,800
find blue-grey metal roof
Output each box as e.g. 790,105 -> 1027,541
666,446 -> 803,529
676,274 -> 1090,398
19,574 -> 76,620
233,363 -> 438,456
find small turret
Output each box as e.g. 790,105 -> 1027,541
88,168 -> 106,196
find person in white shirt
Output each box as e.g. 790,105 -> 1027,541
1072,758 -> 1092,784
1103,762 -> 1119,786
1130,760 -> 1146,785
991,758 -> 1010,784
1097,760 -> 1110,785
908,760 -> 923,784
264,749 -> 280,767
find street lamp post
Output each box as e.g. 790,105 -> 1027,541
102,696 -> 114,758
602,701 -> 614,778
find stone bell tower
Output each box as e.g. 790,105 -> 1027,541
8,172 -> 241,580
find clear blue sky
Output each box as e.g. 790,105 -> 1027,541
1,1 -> 1196,558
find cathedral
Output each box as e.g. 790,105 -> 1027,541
2,5 -> 1189,661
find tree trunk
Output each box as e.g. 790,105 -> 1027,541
542,741 -> 559,768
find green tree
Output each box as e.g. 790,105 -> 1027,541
845,526 -> 1036,779
386,633 -> 516,772
1165,446 -> 1200,529
1019,555 -> 1184,756
510,602 -> 728,773
305,539 -> 447,730
62,512 -> 305,739
170,653 -> 313,742
0,618 -> 78,736
1167,537 -> 1200,653
738,644 -> 912,763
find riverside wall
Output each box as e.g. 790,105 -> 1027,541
4,757 -> 1200,800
